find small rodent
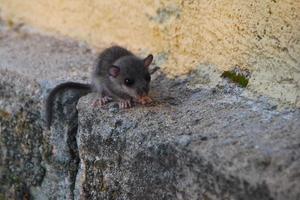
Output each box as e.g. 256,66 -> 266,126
45,45 -> 154,129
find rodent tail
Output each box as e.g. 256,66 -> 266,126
45,82 -> 92,130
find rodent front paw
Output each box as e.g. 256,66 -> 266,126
118,99 -> 132,109
138,96 -> 152,105
93,96 -> 112,107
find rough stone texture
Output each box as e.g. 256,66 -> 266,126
0,22 -> 94,199
0,0 -> 299,106
0,71 -> 44,199
76,75 -> 300,200
0,21 -> 300,200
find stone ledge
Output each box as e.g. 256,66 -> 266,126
76,75 -> 300,200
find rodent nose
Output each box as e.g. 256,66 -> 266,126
137,86 -> 149,96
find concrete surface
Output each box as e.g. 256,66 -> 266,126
0,21 -> 300,200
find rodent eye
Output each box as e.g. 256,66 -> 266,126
145,74 -> 151,82
124,78 -> 135,86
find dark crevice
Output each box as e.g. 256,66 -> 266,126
67,124 -> 80,200
63,91 -> 87,200
51,88 -> 88,200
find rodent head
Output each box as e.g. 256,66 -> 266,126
108,54 -> 153,99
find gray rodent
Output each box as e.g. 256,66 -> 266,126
45,45 -> 155,129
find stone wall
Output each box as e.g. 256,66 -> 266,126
0,0 -> 299,106
0,20 -> 300,200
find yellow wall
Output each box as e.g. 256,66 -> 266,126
0,0 -> 299,106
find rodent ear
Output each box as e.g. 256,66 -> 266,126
143,54 -> 153,68
109,65 -> 120,77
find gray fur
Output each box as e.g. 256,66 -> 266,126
45,46 -> 153,129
